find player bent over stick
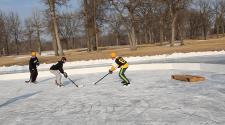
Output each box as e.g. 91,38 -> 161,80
50,57 -> 68,87
109,52 -> 130,86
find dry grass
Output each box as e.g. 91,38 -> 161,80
1,37 -> 225,67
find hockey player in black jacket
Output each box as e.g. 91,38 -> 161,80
27,52 -> 39,83
109,52 -> 130,86
50,57 -> 68,87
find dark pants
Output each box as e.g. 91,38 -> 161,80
119,68 -> 129,84
30,69 -> 38,82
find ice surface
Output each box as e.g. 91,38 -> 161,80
0,69 -> 225,125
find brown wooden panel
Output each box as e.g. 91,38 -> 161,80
171,75 -> 205,82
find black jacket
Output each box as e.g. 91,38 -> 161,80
29,57 -> 39,71
50,61 -> 64,73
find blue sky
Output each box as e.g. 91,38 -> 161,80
0,0 -> 81,21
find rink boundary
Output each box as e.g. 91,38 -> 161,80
0,63 -> 224,81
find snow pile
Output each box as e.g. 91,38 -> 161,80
15,55 -> 30,60
124,50 -> 225,62
40,51 -> 55,57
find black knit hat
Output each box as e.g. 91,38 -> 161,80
61,57 -> 67,61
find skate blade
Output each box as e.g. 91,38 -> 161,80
123,84 -> 131,87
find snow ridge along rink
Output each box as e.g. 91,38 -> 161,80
0,52 -> 225,125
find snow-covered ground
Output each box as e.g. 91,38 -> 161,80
1,51 -> 225,74
0,51 -> 225,125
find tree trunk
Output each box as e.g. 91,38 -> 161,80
37,29 -> 42,55
90,28 -> 97,51
83,0 -> 98,52
95,31 -> 99,50
84,0 -> 91,52
148,29 -> 152,44
144,16 -> 148,44
128,26 -> 137,50
49,0 -> 63,56
222,17 -> 225,37
51,21 -> 58,56
52,36 -> 58,56
116,33 -> 119,46
87,31 -> 91,51
52,12 -> 63,56
179,24 -> 184,46
5,37 -> 9,55
144,29 -> 148,44
15,33 -> 19,55
159,17 -> 164,46
171,13 -> 177,47
72,37 -> 75,49
203,15 -> 208,40
203,26 -> 207,40
65,38 -> 69,50
216,24 -> 220,38
2,48 -> 5,56
29,34 -> 32,50
216,16 -> 220,38
93,0 -> 98,51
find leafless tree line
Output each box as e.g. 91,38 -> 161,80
0,0 -> 225,56
0,10 -> 44,56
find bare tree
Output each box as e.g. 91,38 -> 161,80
107,14 -> 123,46
197,0 -> 212,40
8,12 -> 21,55
154,0 -> 167,45
59,12 -> 74,50
83,0 -> 101,51
135,0 -> 152,44
218,0 -> 225,37
2,13 -> 11,55
43,11 -> 59,56
110,0 -> 142,50
0,11 -> 5,55
163,0 -> 192,46
24,17 -> 34,50
42,0 -> 69,56
32,9 -> 43,55
58,11 -> 84,49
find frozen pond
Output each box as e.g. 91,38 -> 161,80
0,69 -> 225,125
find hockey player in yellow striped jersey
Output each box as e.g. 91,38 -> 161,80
109,52 -> 130,86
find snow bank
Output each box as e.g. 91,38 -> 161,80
0,63 -> 225,81
0,50 -> 225,73
40,51 -> 55,56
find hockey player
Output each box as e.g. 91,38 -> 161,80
27,51 -> 40,83
109,52 -> 130,86
50,57 -> 68,87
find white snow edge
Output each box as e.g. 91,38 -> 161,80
0,63 -> 225,81
0,50 -> 225,73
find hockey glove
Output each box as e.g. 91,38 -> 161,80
109,70 -> 113,74
63,72 -> 68,78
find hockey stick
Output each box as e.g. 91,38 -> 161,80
94,73 -> 110,85
68,77 -> 79,87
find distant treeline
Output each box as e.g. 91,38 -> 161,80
0,0 -> 224,56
